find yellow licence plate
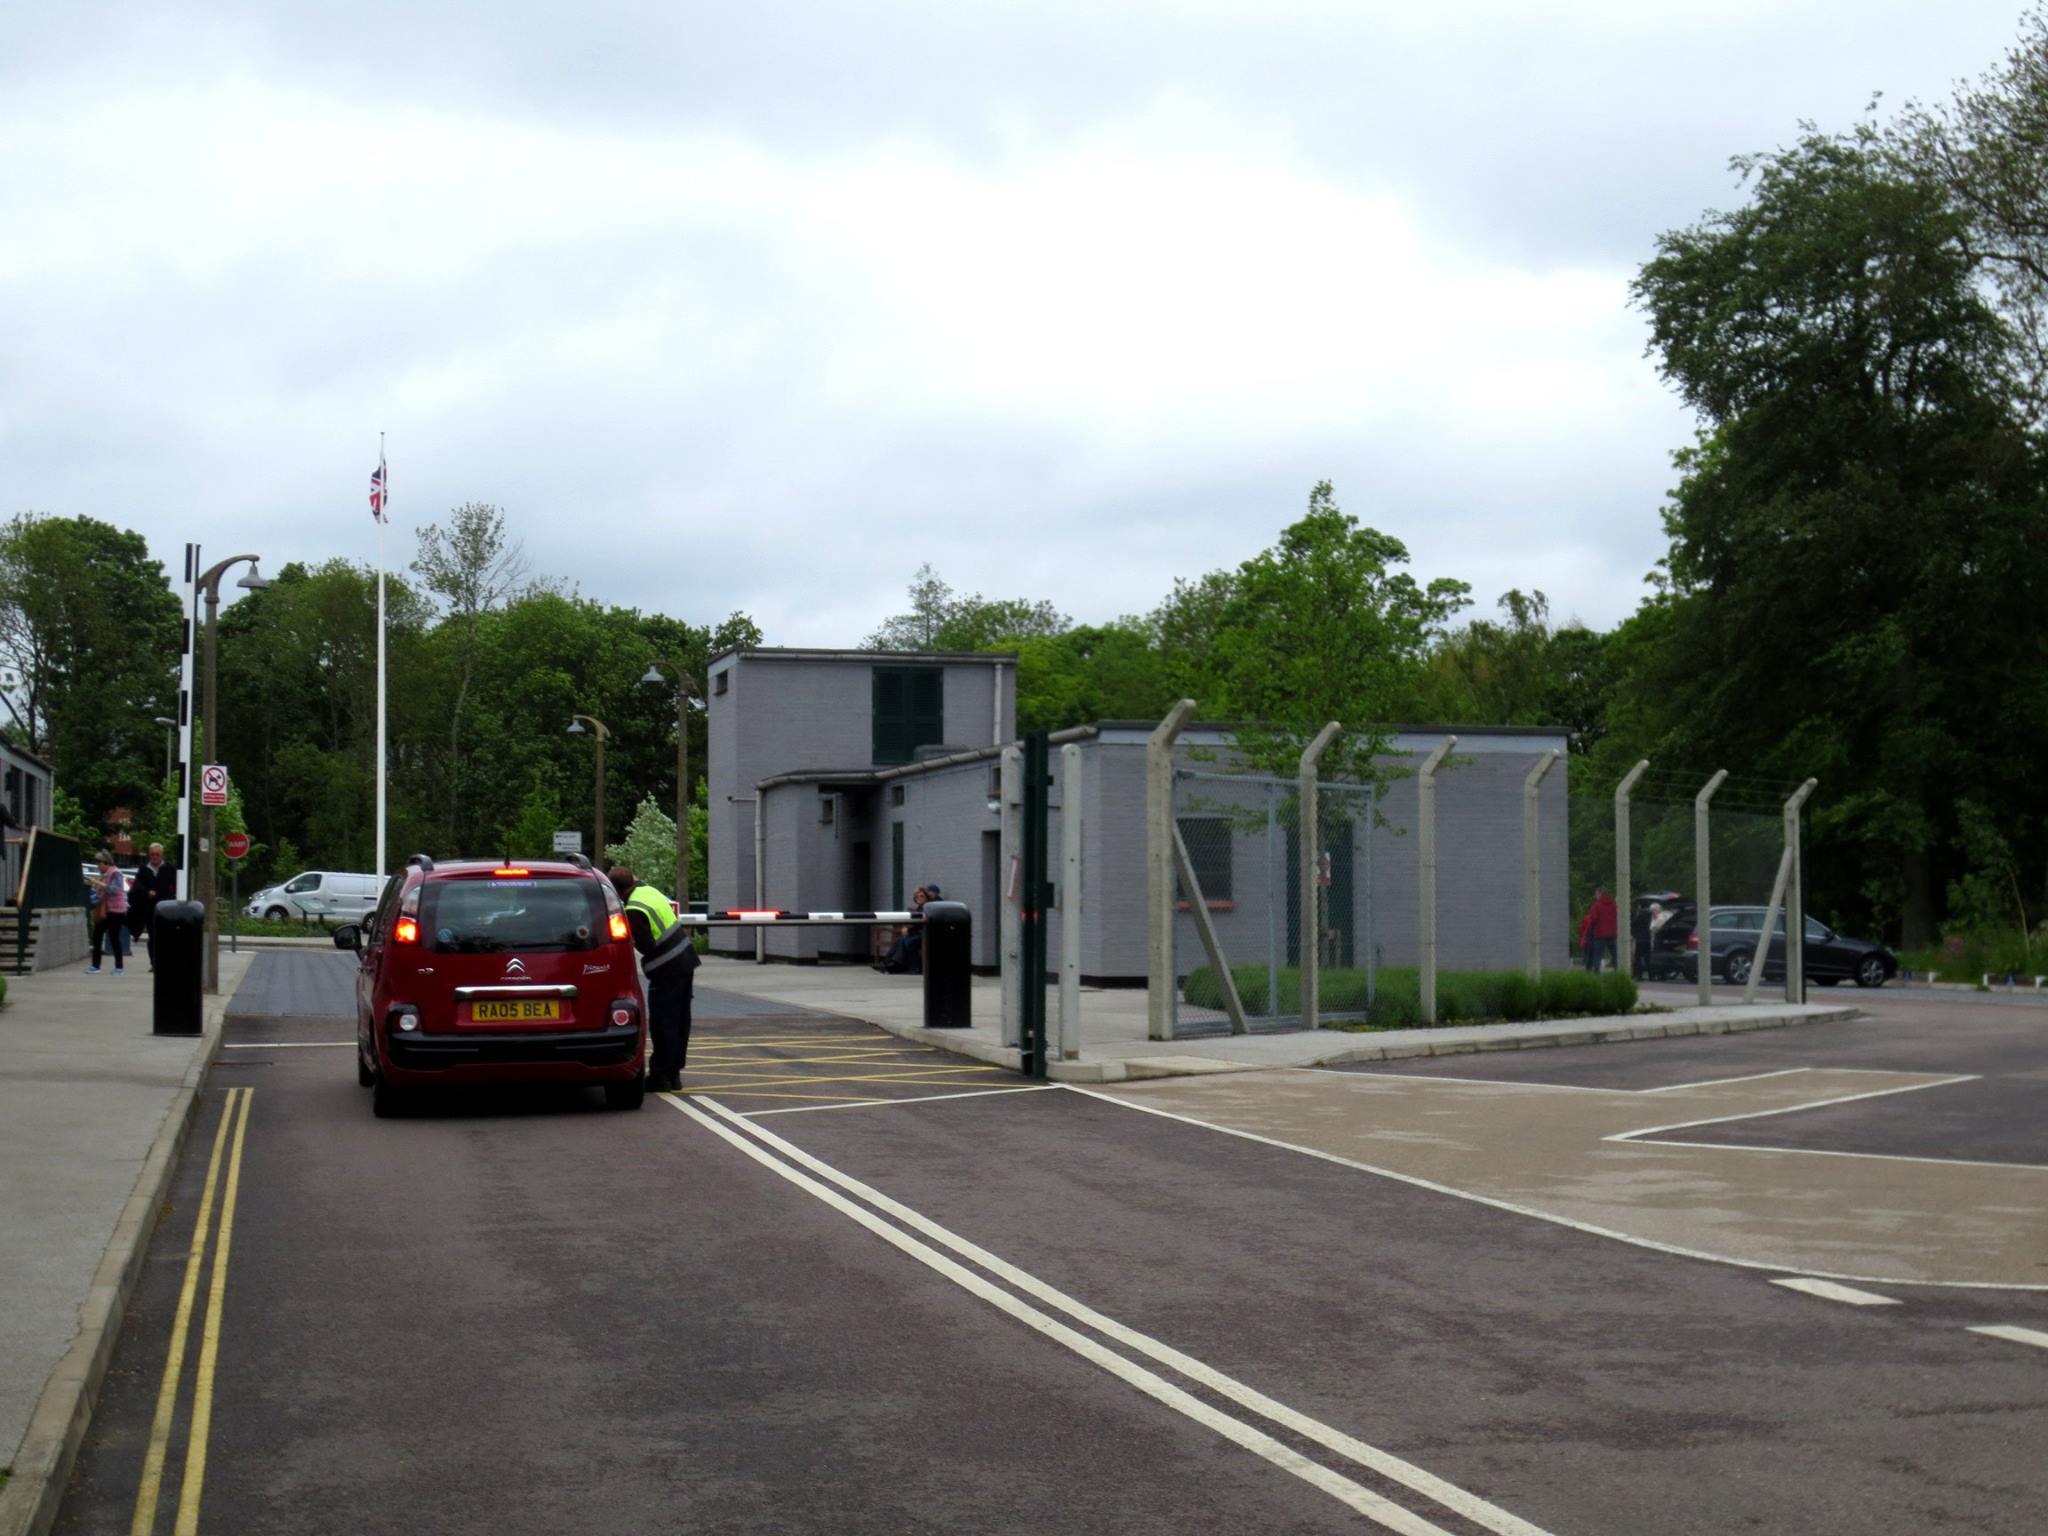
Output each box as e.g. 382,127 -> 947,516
468,999 -> 562,1023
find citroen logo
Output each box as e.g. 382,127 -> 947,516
504,957 -> 529,977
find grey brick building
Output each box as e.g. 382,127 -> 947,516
706,646 -> 1572,979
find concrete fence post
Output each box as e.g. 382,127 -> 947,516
1417,736 -> 1456,1024
1058,742 -> 1083,1060
1522,749 -> 1561,980
1613,760 -> 1649,976
1145,701 -> 1197,1042
1297,722 -> 1341,1029
1783,778 -> 1818,1004
1694,769 -> 1728,1005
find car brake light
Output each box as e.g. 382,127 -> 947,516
394,917 -> 420,944
611,1006 -> 635,1027
493,867 -> 531,878
1686,932 -> 1698,949
608,912 -> 629,941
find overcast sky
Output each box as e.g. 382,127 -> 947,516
2,1 -> 2029,642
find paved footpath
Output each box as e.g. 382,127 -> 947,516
45,957 -> 2048,1535
0,951 -> 252,1536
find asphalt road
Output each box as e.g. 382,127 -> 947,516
57,961 -> 2048,1535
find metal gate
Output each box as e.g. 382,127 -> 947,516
1170,770 -> 1375,1036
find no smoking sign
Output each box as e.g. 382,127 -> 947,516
201,764 -> 229,806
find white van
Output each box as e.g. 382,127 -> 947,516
245,870 -> 385,924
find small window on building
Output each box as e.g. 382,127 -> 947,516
819,793 -> 835,825
889,784 -> 905,807
712,671 -> 729,696
872,667 -> 943,765
1175,817 -> 1233,901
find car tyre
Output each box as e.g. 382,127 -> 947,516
371,1079 -> 407,1118
263,906 -> 291,923
605,1076 -> 647,1112
357,1050 -> 375,1087
1815,976 -> 1841,987
1855,956 -> 1888,989
1724,949 -> 1753,986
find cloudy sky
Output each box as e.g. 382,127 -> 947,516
2,1 -> 2029,642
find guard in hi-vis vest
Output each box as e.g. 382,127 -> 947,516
609,866 -> 699,1093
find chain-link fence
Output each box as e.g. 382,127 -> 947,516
1169,769 -> 1375,1036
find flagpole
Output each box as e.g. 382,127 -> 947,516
376,431 -> 387,882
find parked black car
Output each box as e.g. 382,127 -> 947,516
1684,906 -> 1896,988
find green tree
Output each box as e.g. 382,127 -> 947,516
604,795 -> 678,896
0,514 -> 181,821
1631,127 -> 2045,945
1009,621 -> 1175,733
865,564 -> 1069,651
505,772 -> 563,862
1184,482 -> 1470,782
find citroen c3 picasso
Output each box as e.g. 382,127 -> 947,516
336,855 -> 648,1117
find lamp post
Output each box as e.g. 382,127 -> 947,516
195,554 -> 271,993
153,716 -> 176,787
641,659 -> 698,907
565,714 -> 611,859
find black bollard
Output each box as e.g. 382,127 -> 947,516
152,900 -> 205,1036
921,901 -> 972,1029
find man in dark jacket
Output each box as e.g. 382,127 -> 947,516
609,865 -> 699,1093
129,843 -> 178,970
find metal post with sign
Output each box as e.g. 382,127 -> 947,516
224,831 -> 249,952
199,764 -> 230,989
552,830 -> 583,857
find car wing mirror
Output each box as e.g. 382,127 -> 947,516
333,923 -> 362,951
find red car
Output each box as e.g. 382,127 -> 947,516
335,855 -> 648,1117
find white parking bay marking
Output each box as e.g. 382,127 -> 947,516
1769,1277 -> 1901,1306
1968,1325 -> 2048,1350
222,1041 -> 354,1048
672,1095 -> 1554,1536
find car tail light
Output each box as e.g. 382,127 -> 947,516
611,1006 -> 635,1027
493,867 -> 531,878
394,917 -> 420,944
608,912 -> 630,941
1686,932 -> 1698,950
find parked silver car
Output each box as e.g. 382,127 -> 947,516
245,870 -> 385,925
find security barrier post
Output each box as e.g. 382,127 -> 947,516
1694,770 -> 1727,1005
1614,760 -> 1649,975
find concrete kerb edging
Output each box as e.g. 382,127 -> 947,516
0,983 -> 241,1536
856,1003 -> 1862,1085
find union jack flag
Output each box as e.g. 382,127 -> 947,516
369,454 -> 388,523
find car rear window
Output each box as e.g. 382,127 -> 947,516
421,878 -> 604,954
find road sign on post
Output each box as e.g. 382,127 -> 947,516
552,830 -> 583,855
201,765 -> 229,806
223,832 -> 250,860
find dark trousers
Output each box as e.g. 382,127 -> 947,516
92,915 -> 127,969
648,973 -> 693,1077
133,906 -> 154,966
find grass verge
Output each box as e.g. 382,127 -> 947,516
1182,963 -> 1639,1029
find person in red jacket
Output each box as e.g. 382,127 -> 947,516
1578,887 -> 1618,973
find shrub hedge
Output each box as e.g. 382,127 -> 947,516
1181,964 -> 1637,1028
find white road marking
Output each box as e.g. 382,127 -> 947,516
742,1085 -> 1059,1116
1619,1138 -> 2048,1173
1607,1075 -> 1980,1145
674,1095 -> 1554,1536
1968,1325 -> 2048,1350
1638,1067 -> 1813,1093
1768,1278 -> 1900,1306
221,1041 -> 354,1048
1303,1070 -> 1628,1095
1065,1085 -> 2048,1293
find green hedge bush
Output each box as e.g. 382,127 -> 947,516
1181,963 -> 1637,1029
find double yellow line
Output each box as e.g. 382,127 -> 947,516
131,1086 -> 253,1536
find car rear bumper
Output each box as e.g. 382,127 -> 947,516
382,1021 -> 644,1081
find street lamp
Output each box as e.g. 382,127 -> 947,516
195,554 -> 270,993
641,659 -> 699,907
153,716 -> 176,787
565,714 -> 611,859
